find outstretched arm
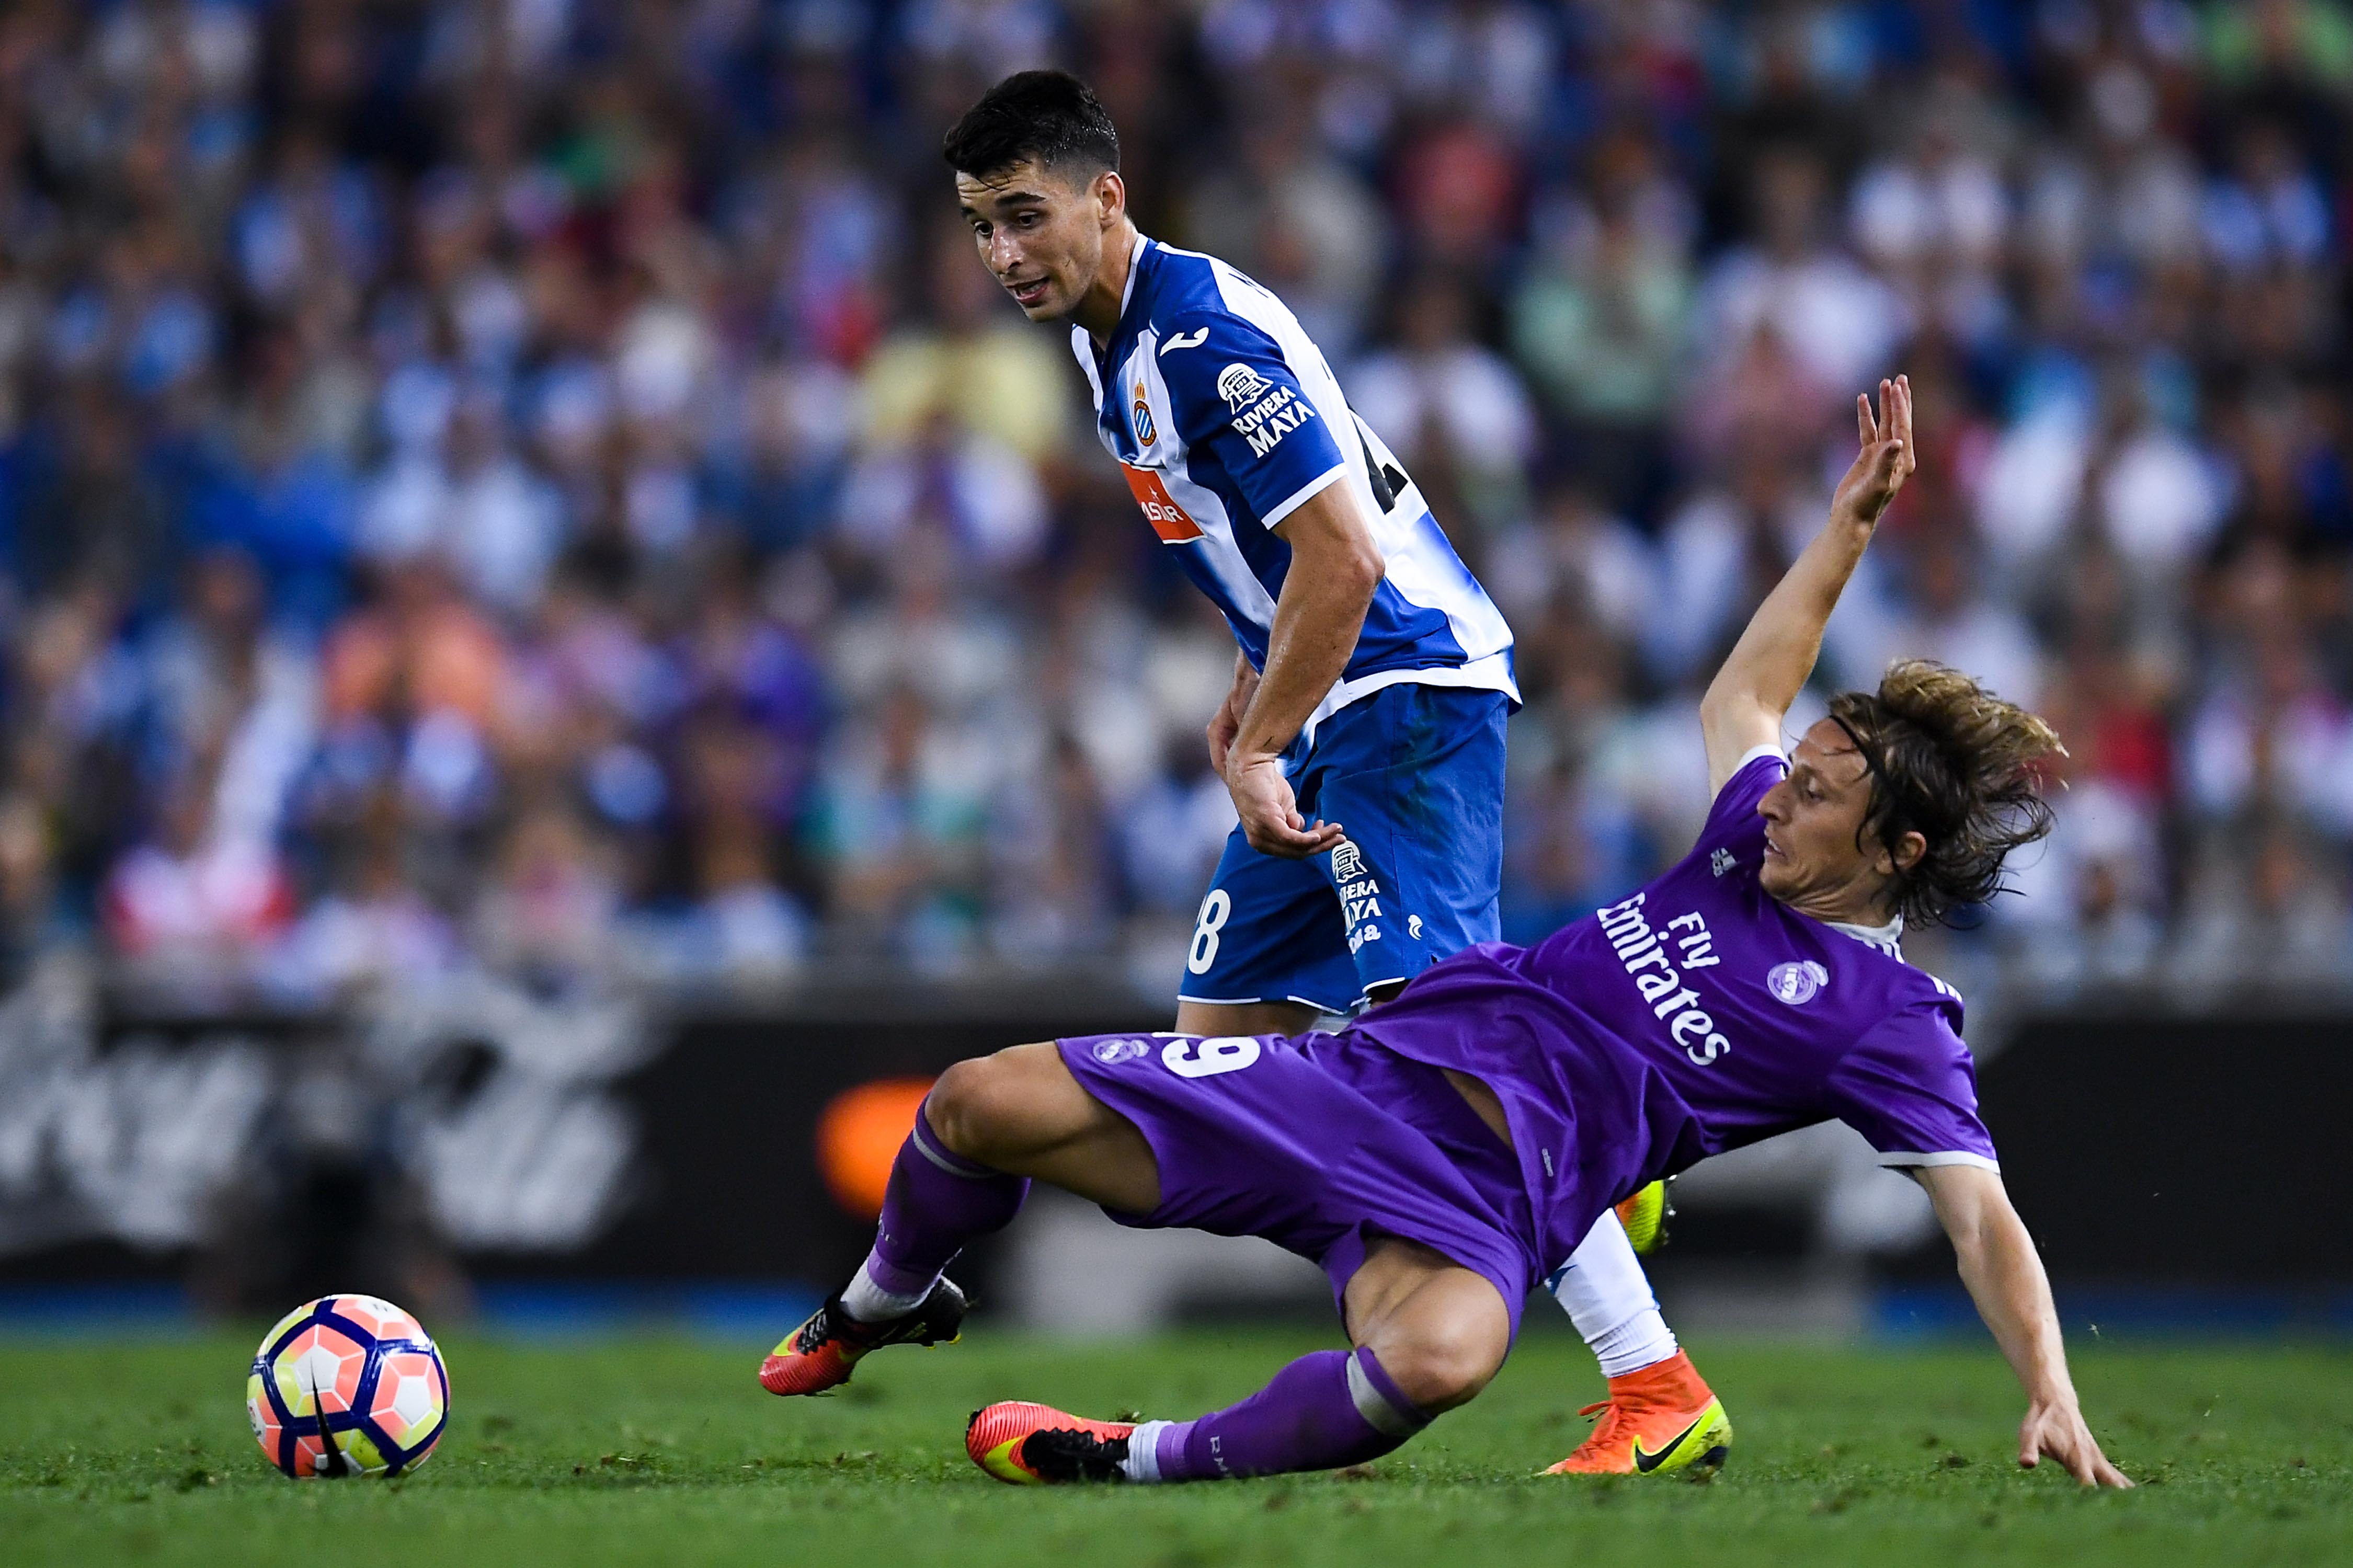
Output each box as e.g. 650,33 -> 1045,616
1913,1162 -> 2131,1488
1698,376 -> 1915,796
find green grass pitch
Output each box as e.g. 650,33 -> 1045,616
1,1328 -> 2346,1566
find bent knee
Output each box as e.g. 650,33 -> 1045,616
926,1043 -> 1070,1163
925,1056 -> 1009,1157
1371,1315 -> 1509,1414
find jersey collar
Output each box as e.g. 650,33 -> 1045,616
1087,233 -> 1152,377
1823,911 -> 1904,948
1118,232 -> 1150,319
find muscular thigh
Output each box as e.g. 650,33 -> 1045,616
927,1041 -> 1162,1215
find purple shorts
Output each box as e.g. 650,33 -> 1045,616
1057,1029 -> 1539,1339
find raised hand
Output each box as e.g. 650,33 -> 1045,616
1830,374 -> 1916,529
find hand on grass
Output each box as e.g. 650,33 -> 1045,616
2019,1393 -> 2132,1488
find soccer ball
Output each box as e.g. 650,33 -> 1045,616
247,1294 -> 450,1478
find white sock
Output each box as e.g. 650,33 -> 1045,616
1120,1420 -> 1170,1483
838,1258 -> 932,1323
1550,1210 -> 1678,1378
1589,1308 -> 1678,1379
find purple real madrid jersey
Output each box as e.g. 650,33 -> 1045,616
1347,746 -> 1998,1272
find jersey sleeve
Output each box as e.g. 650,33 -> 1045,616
1823,1008 -> 2000,1170
1694,746 -> 1783,862
1157,310 -> 1349,528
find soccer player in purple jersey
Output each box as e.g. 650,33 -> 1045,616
757,68 -> 1723,1467
759,186 -> 2126,1493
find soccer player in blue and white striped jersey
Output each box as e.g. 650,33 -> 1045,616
769,71 -> 1718,1471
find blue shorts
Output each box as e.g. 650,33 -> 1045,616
1181,683 -> 1510,1016
1058,1028 -> 1537,1338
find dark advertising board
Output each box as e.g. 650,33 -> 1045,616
2,976 -> 2344,1296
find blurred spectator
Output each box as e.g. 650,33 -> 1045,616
359,391 -> 564,616
859,221 -> 1075,464
1350,269 -> 1538,535
143,547 -> 316,848
471,803 -> 623,993
1120,734 -> 1236,918
702,359 -> 856,558
990,733 -> 1121,961
1511,130 -> 1692,518
1484,484 -> 1658,648
1183,107 -> 1389,356
2170,817 -> 2353,990
0,0 -> 2343,1001
104,748 -> 296,985
0,793 -> 64,989
1692,149 -> 1905,397
1847,519 -> 2043,711
263,785 -> 456,1007
634,711 -> 811,987
1647,448 -> 1845,686
806,683 -> 989,965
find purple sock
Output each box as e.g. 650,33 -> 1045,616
1148,1347 -> 1429,1482
854,1104 -> 1030,1299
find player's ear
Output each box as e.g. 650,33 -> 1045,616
1093,169 -> 1125,225
1883,829 -> 1926,877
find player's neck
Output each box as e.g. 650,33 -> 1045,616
1075,221 -> 1141,345
1779,883 -> 1898,933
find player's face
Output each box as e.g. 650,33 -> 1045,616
956,159 -> 1116,323
1755,718 -> 1893,915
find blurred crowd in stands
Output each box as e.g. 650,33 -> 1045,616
0,0 -> 2349,1008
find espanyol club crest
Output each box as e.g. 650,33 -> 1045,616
1766,960 -> 1829,1005
1131,384 -> 1156,446
1092,1037 -> 1151,1065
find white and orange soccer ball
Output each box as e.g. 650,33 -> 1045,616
247,1294 -> 450,1478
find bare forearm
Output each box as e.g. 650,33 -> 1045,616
1699,377 -> 1913,781
1701,510 -> 1874,726
1918,1155 -> 2125,1485
1235,484 -> 1382,760
1235,561 -> 1373,757
1954,1204 -> 2074,1403
1217,485 -> 1381,859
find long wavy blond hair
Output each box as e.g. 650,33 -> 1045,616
1826,659 -> 2065,926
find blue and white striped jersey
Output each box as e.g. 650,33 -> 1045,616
1074,238 -> 1516,737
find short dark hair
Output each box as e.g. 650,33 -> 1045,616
1828,660 -> 2064,927
943,70 -> 1120,182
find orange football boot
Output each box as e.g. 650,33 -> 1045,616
1544,1349 -> 1731,1477
966,1401 -> 1136,1484
757,1278 -> 967,1397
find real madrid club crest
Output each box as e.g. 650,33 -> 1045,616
1766,960 -> 1829,1005
1132,383 -> 1156,446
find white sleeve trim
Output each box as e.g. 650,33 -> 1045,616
1875,1151 -> 2001,1172
1706,745 -> 1786,806
1260,461 -> 1350,529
